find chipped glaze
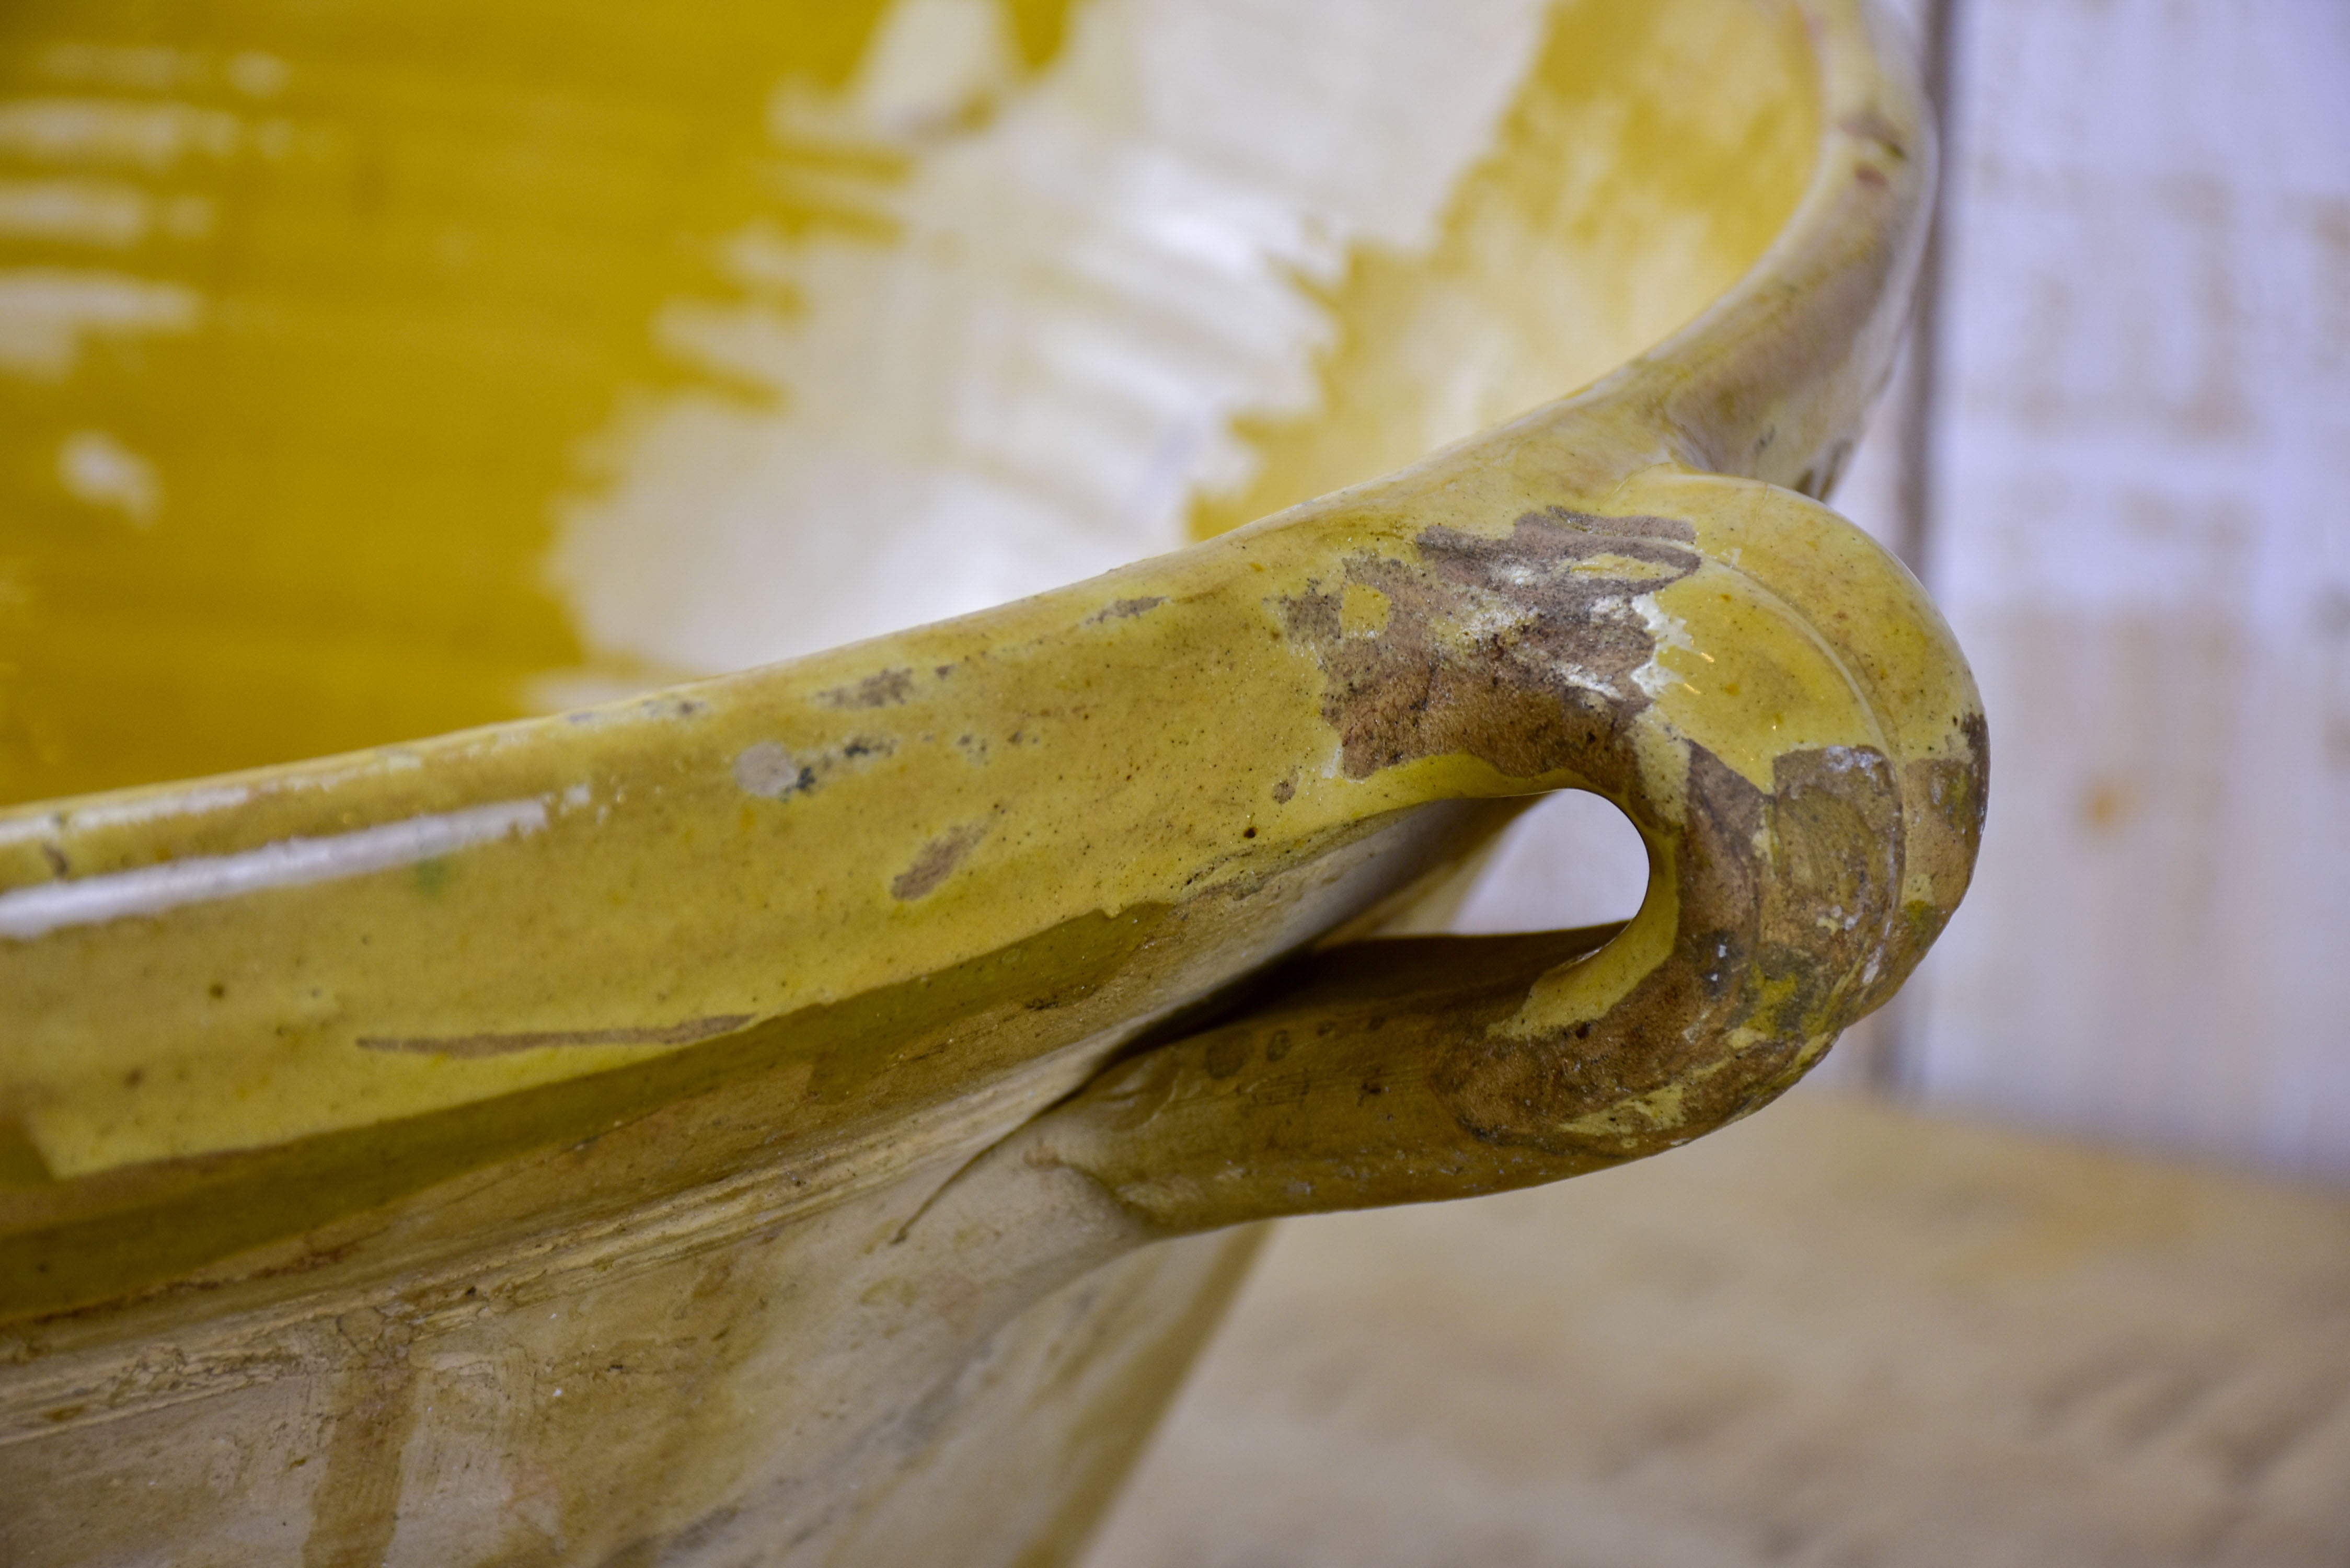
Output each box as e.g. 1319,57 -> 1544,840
0,1 -> 1977,1563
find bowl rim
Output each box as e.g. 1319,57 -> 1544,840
0,0 -> 1934,1214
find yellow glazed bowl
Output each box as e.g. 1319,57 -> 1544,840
0,1 -> 1981,1562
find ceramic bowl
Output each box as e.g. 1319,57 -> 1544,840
0,1 -> 1980,1561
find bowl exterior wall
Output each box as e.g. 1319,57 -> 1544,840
2,1160 -> 1261,1566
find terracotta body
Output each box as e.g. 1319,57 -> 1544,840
0,1 -> 1978,1561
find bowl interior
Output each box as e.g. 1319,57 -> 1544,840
0,0 -> 1815,808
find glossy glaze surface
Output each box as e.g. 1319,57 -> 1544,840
0,2 -> 1971,1563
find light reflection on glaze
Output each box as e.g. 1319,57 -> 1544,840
0,797 -> 547,940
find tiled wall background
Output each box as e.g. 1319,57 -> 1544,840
1459,0 -> 2350,1180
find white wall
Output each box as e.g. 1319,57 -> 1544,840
1906,0 -> 2350,1178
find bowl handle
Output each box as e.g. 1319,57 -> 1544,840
978,468 -> 1987,1232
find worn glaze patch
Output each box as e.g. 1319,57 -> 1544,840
1278,508 -> 1700,788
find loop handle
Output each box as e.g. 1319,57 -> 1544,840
988,468 -> 1986,1230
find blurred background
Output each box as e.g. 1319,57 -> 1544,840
1087,0 -> 2350,1563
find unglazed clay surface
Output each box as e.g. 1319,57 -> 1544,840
0,1 -> 1975,1562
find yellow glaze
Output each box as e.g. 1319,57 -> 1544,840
0,1 -> 1979,1563
0,0 -> 1086,801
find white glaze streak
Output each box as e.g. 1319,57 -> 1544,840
0,798 -> 547,940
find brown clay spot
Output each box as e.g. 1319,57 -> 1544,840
819,667 -> 916,709
1086,595 -> 1166,624
891,823 -> 987,901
